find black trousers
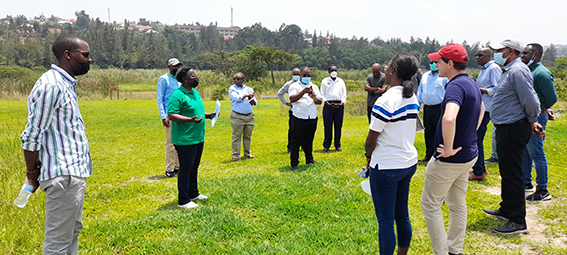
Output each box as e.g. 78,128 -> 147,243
367,105 -> 373,124
496,119 -> 532,225
323,104 -> 344,149
423,104 -> 441,160
291,116 -> 317,167
175,142 -> 204,205
287,110 -> 294,150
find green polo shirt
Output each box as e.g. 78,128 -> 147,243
529,62 -> 557,110
167,86 -> 206,146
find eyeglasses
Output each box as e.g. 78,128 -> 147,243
70,50 -> 90,58
429,61 -> 437,64
475,54 -> 484,57
234,77 -> 242,81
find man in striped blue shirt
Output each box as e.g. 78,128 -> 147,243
21,35 -> 92,255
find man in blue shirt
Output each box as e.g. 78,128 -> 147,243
483,38 -> 543,235
229,72 -> 257,161
469,48 -> 502,180
421,43 -> 483,255
417,58 -> 449,162
157,58 -> 182,177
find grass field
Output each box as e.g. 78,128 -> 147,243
1,98 -> 567,254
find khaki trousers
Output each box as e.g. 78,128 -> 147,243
421,157 -> 476,255
230,111 -> 255,158
40,175 -> 87,255
165,125 -> 179,172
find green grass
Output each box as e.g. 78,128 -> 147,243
1,99 -> 566,254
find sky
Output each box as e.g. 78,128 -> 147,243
2,0 -> 566,46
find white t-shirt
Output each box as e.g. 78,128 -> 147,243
289,81 -> 321,119
369,86 -> 419,170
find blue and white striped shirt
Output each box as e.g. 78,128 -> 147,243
21,64 -> 93,181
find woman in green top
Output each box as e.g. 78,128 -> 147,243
167,66 -> 216,209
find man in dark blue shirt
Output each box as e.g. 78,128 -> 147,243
421,44 -> 484,255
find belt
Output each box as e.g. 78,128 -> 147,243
232,110 -> 252,116
424,104 -> 441,108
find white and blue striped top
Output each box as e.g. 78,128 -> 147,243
21,65 -> 92,181
369,86 -> 419,170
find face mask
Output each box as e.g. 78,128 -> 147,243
330,71 -> 337,78
186,77 -> 199,88
170,69 -> 178,76
301,77 -> 311,84
292,75 -> 300,81
526,52 -> 537,67
70,58 -> 90,76
494,52 -> 508,66
429,63 -> 438,71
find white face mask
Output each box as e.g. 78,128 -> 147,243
330,71 -> 337,78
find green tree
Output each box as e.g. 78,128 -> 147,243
75,10 -> 90,29
543,44 -> 557,62
201,49 -> 237,78
248,46 -> 295,85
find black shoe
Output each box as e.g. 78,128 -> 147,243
164,171 -> 176,178
483,208 -> 509,221
335,147 -> 342,152
306,160 -> 319,165
449,253 -> 463,255
418,157 -> 430,163
323,147 -> 329,152
526,188 -> 552,201
493,221 -> 528,234
174,168 -> 179,174
290,165 -> 298,171
485,157 -> 498,163
524,182 -> 535,192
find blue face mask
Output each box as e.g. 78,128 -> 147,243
292,75 -> 300,81
494,52 -> 508,66
429,63 -> 438,71
301,77 -> 311,84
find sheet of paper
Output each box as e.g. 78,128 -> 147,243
211,100 -> 220,127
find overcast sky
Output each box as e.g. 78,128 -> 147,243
2,0 -> 566,46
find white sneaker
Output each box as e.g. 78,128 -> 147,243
178,201 -> 199,209
192,194 -> 209,201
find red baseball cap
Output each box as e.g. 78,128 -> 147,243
428,43 -> 468,63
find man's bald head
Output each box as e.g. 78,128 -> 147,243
476,48 -> 492,66
292,68 -> 300,76
372,63 -> 381,77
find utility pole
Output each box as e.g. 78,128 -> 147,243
231,7 -> 233,27
108,8 -> 111,23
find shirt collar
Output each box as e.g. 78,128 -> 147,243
529,62 -> 541,71
503,57 -> 521,72
179,85 -> 194,94
51,64 -> 77,84
481,60 -> 495,70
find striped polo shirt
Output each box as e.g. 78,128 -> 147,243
21,64 -> 93,181
369,86 -> 419,170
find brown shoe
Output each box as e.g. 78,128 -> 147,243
247,155 -> 255,159
232,158 -> 239,162
468,172 -> 485,181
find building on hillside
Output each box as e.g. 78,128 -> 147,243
173,24 -> 240,36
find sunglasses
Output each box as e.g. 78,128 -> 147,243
475,54 -> 484,57
429,61 -> 437,64
70,50 -> 90,58
234,77 -> 242,80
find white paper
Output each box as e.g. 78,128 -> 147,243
361,180 -> 372,195
211,100 -> 220,127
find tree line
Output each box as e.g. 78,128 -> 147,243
0,11 -> 562,75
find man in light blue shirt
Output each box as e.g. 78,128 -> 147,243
417,59 -> 449,162
470,48 -> 502,180
229,72 -> 257,161
157,58 -> 182,177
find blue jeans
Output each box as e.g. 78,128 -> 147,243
370,164 -> 417,255
472,112 -> 491,175
522,113 -> 549,189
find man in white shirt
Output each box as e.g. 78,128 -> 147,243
321,65 -> 347,152
288,67 -> 322,170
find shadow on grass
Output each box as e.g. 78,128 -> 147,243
148,175 -> 171,180
467,216 -> 527,240
156,199 -> 210,211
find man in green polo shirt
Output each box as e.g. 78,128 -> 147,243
168,67 -> 216,209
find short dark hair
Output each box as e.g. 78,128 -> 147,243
176,66 -> 193,83
527,43 -> 544,54
52,35 -> 82,59
327,65 -> 337,72
441,57 -> 467,71
301,66 -> 310,73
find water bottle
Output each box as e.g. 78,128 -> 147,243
14,180 -> 33,208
